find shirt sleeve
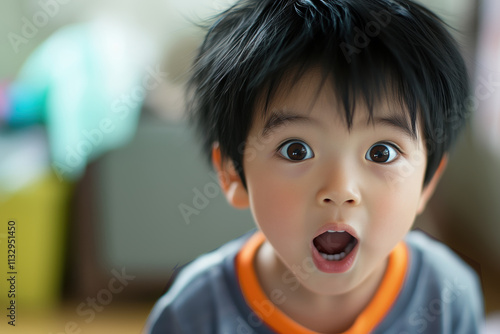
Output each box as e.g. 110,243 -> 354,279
144,305 -> 186,334
401,231 -> 485,334
450,270 -> 484,334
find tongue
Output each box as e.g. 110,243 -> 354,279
313,232 -> 352,255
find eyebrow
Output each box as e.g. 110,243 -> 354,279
261,110 -> 319,138
373,115 -> 417,141
261,110 -> 418,140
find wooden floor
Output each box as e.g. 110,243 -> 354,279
0,302 -> 154,334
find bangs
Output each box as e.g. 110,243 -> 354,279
258,50 -> 419,141
188,0 -> 470,186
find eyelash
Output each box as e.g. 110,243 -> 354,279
276,139 -> 314,161
366,142 -> 403,164
382,141 -> 403,154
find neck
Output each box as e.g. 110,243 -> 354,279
255,241 -> 388,333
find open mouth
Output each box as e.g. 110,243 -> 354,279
313,230 -> 358,261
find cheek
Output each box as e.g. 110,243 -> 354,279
367,174 -> 423,240
246,167 -> 308,236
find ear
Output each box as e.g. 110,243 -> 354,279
416,156 -> 448,215
212,143 -> 249,209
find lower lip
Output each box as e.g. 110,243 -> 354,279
311,242 -> 359,274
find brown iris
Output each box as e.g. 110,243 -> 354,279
369,144 -> 390,162
287,142 -> 308,160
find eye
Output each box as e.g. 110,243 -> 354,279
278,140 -> 314,161
365,143 -> 399,163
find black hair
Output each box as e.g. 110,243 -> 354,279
187,0 -> 471,188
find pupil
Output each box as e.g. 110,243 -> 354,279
371,145 -> 389,162
287,143 -> 307,160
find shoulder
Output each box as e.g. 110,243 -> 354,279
378,230 -> 484,333
404,230 -> 481,293
404,230 -> 476,279
144,231 -> 255,334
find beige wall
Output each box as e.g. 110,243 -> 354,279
0,0 -> 224,77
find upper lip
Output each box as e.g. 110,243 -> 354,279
313,223 -> 359,241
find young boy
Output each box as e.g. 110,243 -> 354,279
145,0 -> 484,333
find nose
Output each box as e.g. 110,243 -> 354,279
316,162 -> 361,207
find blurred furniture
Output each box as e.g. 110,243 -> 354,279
0,126 -> 72,310
69,115 -> 255,300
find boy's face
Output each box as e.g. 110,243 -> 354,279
218,70 -> 440,296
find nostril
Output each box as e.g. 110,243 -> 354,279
322,198 -> 356,205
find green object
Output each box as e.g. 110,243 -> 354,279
8,21 -> 154,180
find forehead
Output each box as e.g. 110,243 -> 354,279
252,68 -> 418,136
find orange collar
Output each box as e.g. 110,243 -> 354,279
236,231 -> 408,334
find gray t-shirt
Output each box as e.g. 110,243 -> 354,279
144,230 -> 483,333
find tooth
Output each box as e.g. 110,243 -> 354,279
327,230 -> 336,233
332,254 -> 341,261
337,230 -> 345,233
321,253 -> 328,260
327,254 -> 335,261
339,252 -> 346,259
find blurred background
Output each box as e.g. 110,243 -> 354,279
0,0 -> 499,333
